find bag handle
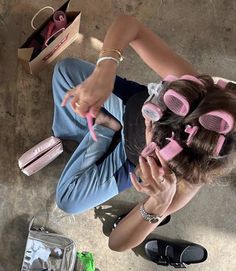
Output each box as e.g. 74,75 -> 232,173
44,27 -> 65,47
31,6 -> 55,30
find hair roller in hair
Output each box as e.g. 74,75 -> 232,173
142,101 -> 163,121
180,75 -> 204,86
142,83 -> 165,121
163,89 -> 190,116
199,110 -> 234,134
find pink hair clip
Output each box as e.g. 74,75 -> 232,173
213,135 -> 225,156
199,110 -> 234,135
185,125 -> 199,146
141,132 -> 183,161
159,132 -> 183,161
86,112 -> 97,142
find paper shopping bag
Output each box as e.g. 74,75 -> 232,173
18,0 -> 81,74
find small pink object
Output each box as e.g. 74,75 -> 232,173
180,75 -> 204,86
185,125 -> 199,146
18,136 -> 63,176
86,112 -> 97,142
142,103 -> 163,121
53,10 -> 67,30
141,132 -> 183,161
216,79 -> 228,89
164,89 -> 190,116
163,74 -> 204,86
213,135 -> 225,156
159,137 -> 183,161
141,142 -> 157,157
199,110 -> 234,134
163,75 -> 179,82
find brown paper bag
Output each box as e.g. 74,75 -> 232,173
18,0 -> 81,74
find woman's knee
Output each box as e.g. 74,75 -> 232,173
53,58 -> 80,79
53,58 -> 94,80
56,192 -> 82,214
55,179 -> 88,214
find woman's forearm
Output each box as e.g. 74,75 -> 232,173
108,181 -> 202,252
100,15 -> 195,77
108,197 -> 169,252
102,15 -> 140,51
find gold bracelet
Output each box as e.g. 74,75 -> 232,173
99,49 -> 124,62
97,56 -> 120,66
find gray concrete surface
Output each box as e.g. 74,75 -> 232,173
0,0 -> 236,270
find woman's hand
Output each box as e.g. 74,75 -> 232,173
61,62 -> 117,117
130,149 -> 177,216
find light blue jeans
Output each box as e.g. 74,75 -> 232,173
52,58 -> 147,214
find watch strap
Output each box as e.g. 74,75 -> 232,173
139,203 -> 162,223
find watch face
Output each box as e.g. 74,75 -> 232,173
149,217 -> 160,224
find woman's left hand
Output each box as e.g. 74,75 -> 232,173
130,149 -> 177,215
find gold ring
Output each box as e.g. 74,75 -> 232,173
75,102 -> 80,108
159,176 -> 165,183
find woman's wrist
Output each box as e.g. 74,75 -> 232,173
95,58 -> 118,75
143,197 -> 169,217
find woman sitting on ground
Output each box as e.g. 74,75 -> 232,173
52,15 -> 236,252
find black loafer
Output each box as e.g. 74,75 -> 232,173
112,214 -> 171,230
145,238 -> 208,268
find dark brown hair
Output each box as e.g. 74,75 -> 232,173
152,75 -> 236,184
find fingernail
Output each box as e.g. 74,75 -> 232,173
139,156 -> 144,162
129,172 -> 134,179
147,156 -> 153,162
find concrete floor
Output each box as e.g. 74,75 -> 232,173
0,0 -> 236,270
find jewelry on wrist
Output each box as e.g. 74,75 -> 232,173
96,56 -> 120,66
139,203 -> 162,224
99,48 -> 124,62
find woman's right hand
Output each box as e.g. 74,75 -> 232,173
61,61 -> 117,117
130,149 -> 177,216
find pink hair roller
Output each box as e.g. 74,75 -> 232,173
163,89 -> 190,116
142,103 -> 163,122
163,75 -> 179,82
199,110 -> 234,135
180,75 -> 204,86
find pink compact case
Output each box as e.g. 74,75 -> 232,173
18,136 -> 63,176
